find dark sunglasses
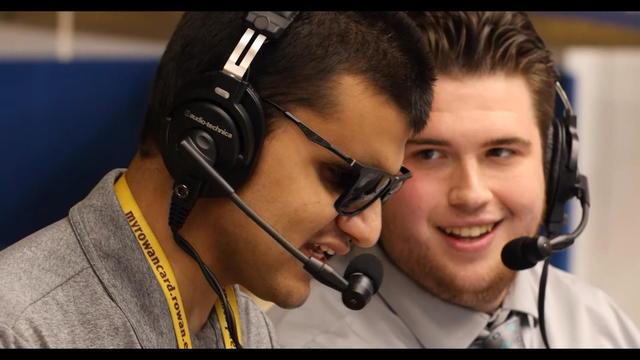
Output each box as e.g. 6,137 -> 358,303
263,99 -> 411,216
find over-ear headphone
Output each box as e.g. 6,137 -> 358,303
159,12 -> 299,209
502,80 -> 590,270
543,81 -> 587,237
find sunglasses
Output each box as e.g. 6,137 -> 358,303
263,99 -> 411,216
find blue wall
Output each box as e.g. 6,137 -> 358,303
0,60 -> 157,249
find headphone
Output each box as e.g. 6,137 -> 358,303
503,79 -> 590,271
159,12 -> 299,219
543,80 -> 589,238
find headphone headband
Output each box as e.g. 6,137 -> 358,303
246,11 -> 299,38
222,12 -> 298,82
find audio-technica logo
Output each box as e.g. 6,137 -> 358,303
184,109 -> 233,139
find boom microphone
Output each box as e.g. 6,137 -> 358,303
342,253 -> 383,310
501,236 -> 553,270
179,137 -> 383,310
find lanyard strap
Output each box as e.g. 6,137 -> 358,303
114,173 -> 242,348
215,285 -> 243,348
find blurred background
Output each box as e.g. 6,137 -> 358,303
0,11 -> 639,326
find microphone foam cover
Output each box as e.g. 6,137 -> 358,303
344,253 -> 383,292
501,237 -> 538,270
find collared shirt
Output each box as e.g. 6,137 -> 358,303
0,169 -> 277,348
268,245 -> 640,348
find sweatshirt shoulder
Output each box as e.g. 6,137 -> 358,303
0,218 -> 91,328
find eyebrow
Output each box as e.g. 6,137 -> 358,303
408,137 -> 532,148
407,138 -> 449,146
483,137 -> 532,148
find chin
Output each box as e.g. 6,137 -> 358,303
433,263 -> 516,310
271,286 -> 310,309
267,270 -> 312,309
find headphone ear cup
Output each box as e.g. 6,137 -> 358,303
544,116 -> 562,230
180,100 -> 242,166
224,83 -> 265,189
160,72 -> 266,198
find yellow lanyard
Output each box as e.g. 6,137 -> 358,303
114,173 -> 242,348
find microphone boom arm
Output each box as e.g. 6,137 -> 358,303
179,138 -> 350,293
180,139 -> 308,264
549,174 -> 590,252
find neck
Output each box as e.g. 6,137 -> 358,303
125,153 -> 219,333
477,292 -> 508,314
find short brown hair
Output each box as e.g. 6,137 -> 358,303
409,11 -> 557,144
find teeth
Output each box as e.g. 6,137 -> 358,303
312,244 -> 336,256
443,224 -> 495,238
320,245 -> 335,256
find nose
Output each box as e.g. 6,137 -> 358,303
448,160 -> 492,213
335,199 -> 382,249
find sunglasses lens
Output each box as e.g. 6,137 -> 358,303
338,171 -> 391,215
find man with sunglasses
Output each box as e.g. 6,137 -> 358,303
0,12 -> 434,348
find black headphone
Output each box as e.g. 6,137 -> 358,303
159,12 -> 299,219
503,80 -> 590,271
543,81 -> 589,238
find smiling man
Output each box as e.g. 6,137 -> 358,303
388,73 -> 546,314
0,12 -> 434,348
268,11 -> 640,348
